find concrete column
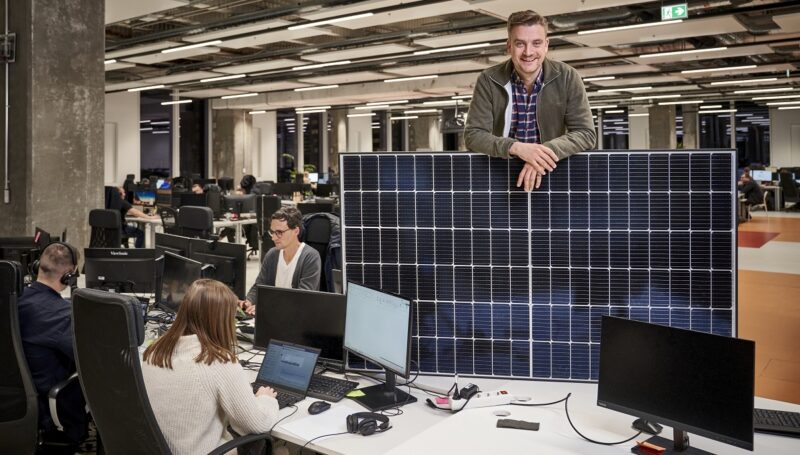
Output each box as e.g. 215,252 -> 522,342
296,112 -> 304,176
729,100 -> 736,150
206,102 -> 214,176
682,105 -> 699,149
251,111 -> 277,181
648,105 -> 677,149
409,116 -> 442,151
595,111 -> 604,150
383,111 -> 392,152
321,111 -> 329,175
628,106 -> 650,149
0,0 -> 105,252
402,120 -> 410,152
347,110 -> 373,153
211,109 -> 252,184
105,91 -> 140,185
170,89 -> 180,175
330,109 -> 347,173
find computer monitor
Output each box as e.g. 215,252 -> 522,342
156,179 -> 170,190
188,239 -> 246,299
178,192 -> 207,208
272,182 -> 294,197
134,190 -> 156,207
297,202 -> 334,215
254,285 -> 346,368
33,227 -> 52,251
155,233 -> 192,257
343,281 -> 416,411
598,316 -> 754,453
307,172 -> 319,183
159,251 -> 212,313
750,170 -> 772,183
195,178 -> 217,187
0,237 -> 37,275
223,194 -> 256,215
217,177 -> 234,192
315,184 -> 336,197
83,248 -> 158,294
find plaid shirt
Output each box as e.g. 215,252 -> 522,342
508,70 -> 544,144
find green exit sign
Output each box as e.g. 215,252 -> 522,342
661,3 -> 688,20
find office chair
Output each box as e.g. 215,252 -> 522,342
749,192 -> 769,218
89,209 -> 122,248
177,206 -> 217,240
71,289 -> 272,455
303,216 -> 333,291
297,202 -> 334,216
256,196 -> 282,260
159,207 -> 180,235
332,268 -> 343,294
0,261 -> 81,455
779,172 -> 799,211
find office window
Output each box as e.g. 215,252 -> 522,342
140,90 -> 172,179
277,110 -> 297,183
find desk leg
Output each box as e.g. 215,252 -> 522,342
235,225 -> 243,244
146,224 -> 156,249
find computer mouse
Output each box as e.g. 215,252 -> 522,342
308,400 -> 331,415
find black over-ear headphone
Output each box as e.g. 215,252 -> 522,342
33,242 -> 79,286
346,412 -> 390,436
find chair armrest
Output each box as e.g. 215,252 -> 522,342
47,372 -> 80,432
207,433 -> 272,455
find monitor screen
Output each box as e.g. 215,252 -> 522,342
134,191 -> 156,207
598,316 -> 754,451
308,172 -> 319,183
256,340 -> 320,395
254,285 -> 346,363
83,248 -> 157,293
344,281 -> 412,378
160,251 -> 206,312
750,170 -> 772,182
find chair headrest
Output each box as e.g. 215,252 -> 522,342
72,288 -> 145,346
89,209 -> 122,229
177,206 -> 214,229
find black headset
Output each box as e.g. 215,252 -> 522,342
346,412 -> 390,436
32,241 -> 79,286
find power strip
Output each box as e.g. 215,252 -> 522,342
450,389 -> 513,411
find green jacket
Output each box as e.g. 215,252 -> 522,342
464,58 -> 596,160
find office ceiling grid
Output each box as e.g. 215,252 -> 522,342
340,151 -> 736,381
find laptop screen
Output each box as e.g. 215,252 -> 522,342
257,340 -> 320,395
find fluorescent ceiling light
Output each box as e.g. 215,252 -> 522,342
161,100 -> 192,105
139,120 -> 151,124
249,110 -> 266,115
104,59 -> 117,65
710,77 -> 777,86
752,94 -> 800,101
347,113 -> 376,118
150,121 -> 170,125
292,60 -> 351,71
152,131 -> 170,134
413,43 -> 491,56
598,86 -> 651,93
590,105 -> 617,109
355,105 -> 389,110
605,110 -> 624,113
681,65 -> 756,74
405,109 -> 439,114
452,95 -> 473,100
422,100 -> 458,106
735,87 -> 794,94
220,93 -> 258,99
658,100 -> 704,105
639,46 -> 728,59
699,109 -> 736,114
200,74 -> 246,83
367,100 -> 408,106
628,113 -> 649,117
630,94 -> 680,100
766,100 -> 800,106
298,109 -> 327,114
583,76 -> 615,82
700,104 -> 723,109
128,84 -> 165,92
778,106 -> 800,110
161,40 -> 222,54
384,75 -> 438,83
296,105 -> 332,111
578,19 -> 682,35
294,85 -> 338,92
288,12 -> 373,30
140,127 -> 153,131
392,116 -> 418,120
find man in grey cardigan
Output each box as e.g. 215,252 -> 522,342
240,206 -> 321,315
464,10 -> 596,191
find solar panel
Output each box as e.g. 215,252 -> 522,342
340,151 -> 736,381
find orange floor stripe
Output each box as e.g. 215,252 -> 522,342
738,231 -> 780,248
739,216 -> 800,242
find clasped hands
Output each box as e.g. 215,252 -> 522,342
509,142 -> 559,192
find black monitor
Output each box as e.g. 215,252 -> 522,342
189,239 -> 246,299
272,182 -> 294,197
254,182 -> 273,195
33,227 -> 52,251
159,251 -> 212,313
0,237 -> 37,275
195,178 -> 217,187
598,316 -> 754,453
254,285 -> 346,368
155,233 -> 192,257
344,281 -> 416,411
297,202 -> 334,215
178,192 -> 207,208
223,194 -> 256,215
83,248 -> 158,294
156,179 -> 171,190
156,189 -> 172,207
217,177 -> 234,192
315,184 -> 336,197
134,190 -> 156,207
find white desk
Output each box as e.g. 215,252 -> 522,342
267,375 -> 800,455
126,217 -> 256,247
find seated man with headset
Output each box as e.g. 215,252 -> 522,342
17,242 -> 89,448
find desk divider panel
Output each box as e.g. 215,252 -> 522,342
340,151 -> 736,381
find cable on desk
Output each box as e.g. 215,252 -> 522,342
268,404 -> 298,437
562,393 -> 642,445
300,431 -> 350,451
510,395 -> 570,407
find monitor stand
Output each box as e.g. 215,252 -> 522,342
631,429 -> 714,455
349,370 -> 417,412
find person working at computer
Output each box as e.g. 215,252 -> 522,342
142,279 -> 286,455
105,186 -> 158,248
240,207 -> 321,315
17,242 -> 88,448
464,10 -> 596,192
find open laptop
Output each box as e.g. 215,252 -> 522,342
251,339 -> 320,409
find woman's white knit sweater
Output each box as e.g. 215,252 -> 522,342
141,335 -> 279,455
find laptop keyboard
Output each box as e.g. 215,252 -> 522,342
251,384 -> 301,409
307,375 -> 359,402
754,408 -> 800,437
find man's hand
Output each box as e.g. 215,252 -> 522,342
516,163 -> 544,192
256,386 -> 277,398
510,142 -> 558,174
239,299 -> 255,316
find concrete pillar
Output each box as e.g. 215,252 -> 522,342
383,111 -> 392,152
211,109 -> 252,184
0,0 -> 105,252
295,112 -> 304,176
171,89 -> 180,175
409,116 -> 442,151
682,105 -> 699,149
628,106 -> 650,149
729,100 -> 736,150
648,105 -> 677,149
402,120 -> 410,152
321,111 -> 329,175
251,111 -> 277,181
330,109 -> 347,173
595,111 -> 604,150
347,110 -> 373,153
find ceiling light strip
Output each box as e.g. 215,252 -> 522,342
287,12 -> 374,31
638,46 -> 728,59
161,40 -> 222,54
578,19 -> 682,35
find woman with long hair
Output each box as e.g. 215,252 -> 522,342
142,279 -> 278,454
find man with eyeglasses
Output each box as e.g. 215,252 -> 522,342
240,206 -> 321,315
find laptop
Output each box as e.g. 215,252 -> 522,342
251,340 -> 320,409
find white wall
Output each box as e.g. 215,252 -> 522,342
770,107 -> 800,167
104,91 -> 140,185
251,111 -> 278,181
347,111 -> 373,152
628,107 -> 650,150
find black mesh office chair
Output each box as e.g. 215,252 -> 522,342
0,261 -> 80,454
303,216 -> 332,291
89,209 -> 123,248
159,207 -> 180,235
177,206 -> 217,239
256,196 -> 282,260
71,289 -> 272,455
779,172 -> 799,211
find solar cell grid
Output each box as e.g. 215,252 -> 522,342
341,151 -> 736,381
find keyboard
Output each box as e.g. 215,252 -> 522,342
307,375 -> 359,402
251,384 -> 302,409
754,408 -> 800,437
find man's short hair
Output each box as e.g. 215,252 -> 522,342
39,243 -> 78,279
271,206 -> 303,229
507,10 -> 549,36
